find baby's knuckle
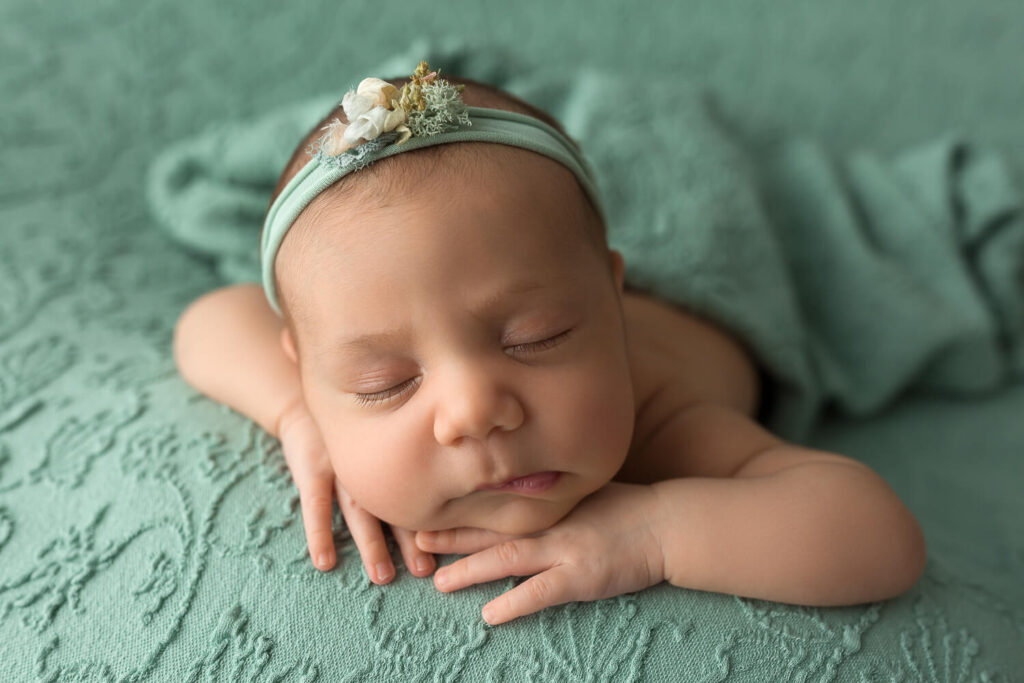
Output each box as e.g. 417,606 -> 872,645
311,463 -> 334,479
526,575 -> 554,603
312,531 -> 335,547
304,494 -> 333,512
583,582 -> 608,603
495,540 -> 522,565
561,542 -> 587,563
359,537 -> 388,556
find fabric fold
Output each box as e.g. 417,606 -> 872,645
147,38 -> 1024,440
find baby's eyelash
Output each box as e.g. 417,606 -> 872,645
505,328 -> 573,355
353,376 -> 421,407
351,329 -> 574,407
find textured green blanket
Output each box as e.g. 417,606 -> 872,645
3,1 -> 1023,680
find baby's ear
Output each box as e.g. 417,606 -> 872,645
280,326 -> 298,364
609,249 -> 625,296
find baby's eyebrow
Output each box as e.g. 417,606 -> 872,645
322,278 -> 568,356
332,328 -> 408,354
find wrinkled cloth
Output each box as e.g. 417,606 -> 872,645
147,41 -> 1024,440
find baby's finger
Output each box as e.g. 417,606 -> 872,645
297,473 -> 337,571
416,527 -> 516,555
335,480 -> 394,584
276,402 -> 337,571
433,537 -> 550,593
391,526 -> 436,578
481,565 -> 577,626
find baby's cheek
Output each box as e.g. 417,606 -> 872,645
325,429 -> 435,527
572,359 -> 635,472
302,388 -> 436,524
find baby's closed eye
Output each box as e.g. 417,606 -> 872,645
348,327 -> 576,408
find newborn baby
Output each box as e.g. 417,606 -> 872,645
173,63 -> 926,626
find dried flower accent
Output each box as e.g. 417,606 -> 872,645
398,60 -> 440,113
312,60 -> 471,163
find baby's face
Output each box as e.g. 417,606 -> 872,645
281,148 -> 635,535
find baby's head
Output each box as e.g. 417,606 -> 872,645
263,71 -> 635,535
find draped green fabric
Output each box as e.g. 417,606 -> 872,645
2,2 -> 1023,680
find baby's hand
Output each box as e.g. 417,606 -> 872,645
276,398 -> 436,582
414,482 -> 666,625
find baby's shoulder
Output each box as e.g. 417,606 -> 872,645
621,288 -> 760,425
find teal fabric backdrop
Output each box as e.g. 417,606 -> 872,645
2,1 -> 1023,680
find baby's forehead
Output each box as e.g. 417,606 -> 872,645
279,145 -> 603,328
306,272 -> 589,355
358,141 -> 582,198
298,146 -> 590,243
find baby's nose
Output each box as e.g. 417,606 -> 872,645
432,366 -> 523,445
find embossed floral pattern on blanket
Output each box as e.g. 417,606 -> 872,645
2,0 -> 1024,679
1,224 -> 1020,681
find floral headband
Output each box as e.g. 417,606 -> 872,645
260,60 -> 606,317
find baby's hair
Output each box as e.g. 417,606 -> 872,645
264,74 -> 608,347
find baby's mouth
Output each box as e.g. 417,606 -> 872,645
475,471 -> 561,495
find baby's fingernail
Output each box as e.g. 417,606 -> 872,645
435,570 -> 449,588
376,562 -> 392,582
415,556 -> 430,573
317,553 -> 333,569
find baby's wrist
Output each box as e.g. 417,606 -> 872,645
274,394 -> 308,439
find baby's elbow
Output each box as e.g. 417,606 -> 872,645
817,465 -> 928,603
891,508 -> 928,597
864,500 -> 928,602
173,315 -> 195,387
173,298 -> 209,388
860,468 -> 929,599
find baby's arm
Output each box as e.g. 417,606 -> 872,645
173,283 -> 303,437
418,405 -> 926,624
645,403 -> 928,605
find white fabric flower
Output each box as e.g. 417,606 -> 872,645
356,77 -> 399,108
319,118 -> 351,155
339,77 -> 407,147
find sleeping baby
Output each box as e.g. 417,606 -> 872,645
173,61 -> 927,626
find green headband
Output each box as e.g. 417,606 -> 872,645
261,90 -> 606,317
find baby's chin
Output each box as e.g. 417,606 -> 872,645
463,495 -> 581,537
